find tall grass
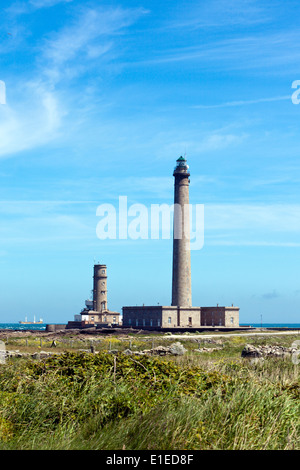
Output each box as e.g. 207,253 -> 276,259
0,336 -> 299,450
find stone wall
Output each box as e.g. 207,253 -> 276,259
123,305 -> 202,328
224,307 -> 239,328
122,306 -> 163,328
123,305 -> 239,329
201,306 -> 239,327
161,307 -> 201,328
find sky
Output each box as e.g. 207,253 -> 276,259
0,0 -> 300,324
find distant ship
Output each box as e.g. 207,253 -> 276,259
19,316 -> 43,324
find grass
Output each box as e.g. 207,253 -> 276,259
0,333 -> 299,450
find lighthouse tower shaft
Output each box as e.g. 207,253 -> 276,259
93,264 -> 108,313
171,157 -> 192,307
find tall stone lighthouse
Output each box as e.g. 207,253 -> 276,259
121,155 -> 240,330
171,156 -> 192,307
93,264 -> 108,313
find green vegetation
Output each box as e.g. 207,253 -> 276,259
0,333 -> 299,450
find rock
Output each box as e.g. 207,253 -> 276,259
121,341 -> 187,357
168,342 -> 187,356
241,344 -> 262,358
31,352 -> 40,359
150,346 -> 170,356
241,344 -> 295,358
122,349 -> 133,355
194,347 -> 222,353
145,342 -> 186,356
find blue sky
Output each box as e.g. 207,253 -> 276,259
0,0 -> 300,324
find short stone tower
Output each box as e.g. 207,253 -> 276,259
171,156 -> 192,307
93,264 -> 108,312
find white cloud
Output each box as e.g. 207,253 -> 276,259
158,133 -> 247,158
137,31 -> 300,72
192,96 -> 291,109
204,203 -> 300,246
0,203 -> 93,244
0,81 -> 65,157
209,240 -> 300,247
205,204 -> 300,232
30,0 -> 73,9
0,5 -> 147,158
41,6 -> 148,85
166,0 -> 271,30
6,0 -> 73,15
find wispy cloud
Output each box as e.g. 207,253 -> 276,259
0,81 -> 64,158
136,31 -> 300,72
204,203 -> 300,247
0,4 -> 148,158
209,240 -> 300,247
0,200 -> 94,244
30,0 -> 73,9
192,95 -> 291,109
41,6 -> 148,85
166,0 -> 271,30
157,133 -> 247,159
205,204 -> 300,232
6,0 -> 73,15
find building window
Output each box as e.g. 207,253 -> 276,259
104,315 -> 107,322
168,317 -> 171,324
101,291 -> 105,295
143,319 -> 145,326
113,316 -> 116,323
102,270 -> 105,274
136,319 -> 138,326
157,319 -> 160,327
128,319 -> 131,325
150,319 -> 153,326
231,317 -> 234,324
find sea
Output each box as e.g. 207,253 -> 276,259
241,323 -> 300,329
0,323 -> 47,331
0,323 -> 299,331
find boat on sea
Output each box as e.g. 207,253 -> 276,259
19,316 -> 43,324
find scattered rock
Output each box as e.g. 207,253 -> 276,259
194,347 -> 222,353
241,344 -> 297,358
121,342 -> 187,357
147,342 -> 187,356
169,342 -> 187,355
122,349 -> 133,355
202,338 -> 223,345
4,350 -> 59,360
